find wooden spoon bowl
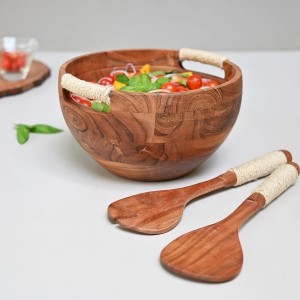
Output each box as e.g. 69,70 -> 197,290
58,48 -> 242,181
160,162 -> 299,282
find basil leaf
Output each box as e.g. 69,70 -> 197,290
180,73 -> 190,78
148,70 -> 165,76
116,74 -> 129,85
129,73 -> 151,87
155,76 -> 171,86
119,85 -> 147,92
29,124 -> 63,134
145,83 -> 161,92
17,125 -> 29,144
91,102 -> 111,113
179,80 -> 188,87
165,70 -> 175,74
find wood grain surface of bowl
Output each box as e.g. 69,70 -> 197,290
58,49 -> 242,181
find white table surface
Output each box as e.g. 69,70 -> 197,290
1,50 -> 299,300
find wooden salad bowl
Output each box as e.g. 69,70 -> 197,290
58,48 -> 242,181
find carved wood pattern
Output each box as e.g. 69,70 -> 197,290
59,49 -> 242,181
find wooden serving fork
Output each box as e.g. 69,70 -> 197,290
108,150 -> 292,234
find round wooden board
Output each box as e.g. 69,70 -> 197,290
0,60 -> 50,98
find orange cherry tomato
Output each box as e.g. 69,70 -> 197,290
187,75 -> 202,90
161,82 -> 177,92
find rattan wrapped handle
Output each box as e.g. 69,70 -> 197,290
60,73 -> 112,105
229,150 -> 291,186
179,48 -> 228,69
251,162 -> 299,207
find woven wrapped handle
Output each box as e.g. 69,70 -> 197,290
60,73 -> 112,105
229,150 -> 292,186
179,48 -> 228,69
251,162 -> 299,207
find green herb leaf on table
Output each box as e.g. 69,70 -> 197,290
16,125 -> 30,145
28,124 -> 63,134
15,124 -> 63,145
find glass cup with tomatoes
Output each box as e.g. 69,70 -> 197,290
0,37 -> 38,81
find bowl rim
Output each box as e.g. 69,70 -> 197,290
59,48 -> 242,103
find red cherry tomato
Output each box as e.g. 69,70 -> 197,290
70,93 -> 92,107
187,75 -> 202,90
99,77 -> 114,86
161,82 -> 177,92
205,80 -> 219,87
3,51 -> 11,59
105,74 -> 115,81
176,85 -> 188,92
1,58 -> 11,70
1,51 -> 27,71
11,61 -> 19,71
16,52 -> 26,68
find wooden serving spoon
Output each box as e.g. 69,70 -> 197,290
108,150 -> 292,234
160,162 -> 299,282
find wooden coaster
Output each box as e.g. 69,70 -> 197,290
0,60 -> 50,98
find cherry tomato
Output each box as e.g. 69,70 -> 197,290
187,75 -> 202,90
105,74 -> 115,81
99,77 -> 114,86
176,85 -> 188,92
16,52 -> 26,68
9,52 -> 18,60
70,93 -> 92,107
11,61 -> 19,71
205,80 -> 219,87
161,82 -> 177,92
1,58 -> 11,70
3,51 -> 10,59
1,51 -> 27,71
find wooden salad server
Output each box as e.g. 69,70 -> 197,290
160,162 -> 299,282
108,150 -> 292,234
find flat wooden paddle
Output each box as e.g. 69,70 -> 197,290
160,162 -> 299,282
108,150 -> 291,234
